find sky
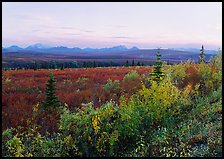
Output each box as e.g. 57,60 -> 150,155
2,2 -> 222,49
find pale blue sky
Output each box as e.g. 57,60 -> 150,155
2,2 -> 222,49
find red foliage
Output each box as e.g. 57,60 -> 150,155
184,65 -> 201,87
2,66 -> 152,131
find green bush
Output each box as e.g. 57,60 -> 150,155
136,75 -> 181,122
102,79 -> 120,93
2,126 -> 81,157
59,102 -> 120,157
197,52 -> 222,93
123,70 -> 140,82
169,63 -> 188,87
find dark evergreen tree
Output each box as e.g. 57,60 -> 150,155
60,64 -> 64,70
125,60 -> 129,67
93,61 -> 97,68
199,45 -> 206,64
132,59 -> 135,66
198,46 -> 208,95
83,61 -> 87,68
110,61 -> 113,67
137,61 -> 141,66
87,61 -> 92,68
42,71 -> 61,113
33,62 -> 37,70
150,48 -> 165,81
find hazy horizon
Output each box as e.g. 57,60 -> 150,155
2,43 -> 222,51
2,2 -> 222,50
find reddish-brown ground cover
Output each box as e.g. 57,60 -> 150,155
2,66 -> 153,131
2,65 -> 201,131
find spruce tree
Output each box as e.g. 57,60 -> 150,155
150,48 -> 165,81
199,45 -> 206,64
93,61 -> 97,68
125,60 -> 129,67
198,45 -> 208,95
110,61 -> 113,67
137,61 -> 141,66
42,71 -> 61,113
60,64 -> 64,70
132,59 -> 135,66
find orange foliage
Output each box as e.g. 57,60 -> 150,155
183,64 -> 201,88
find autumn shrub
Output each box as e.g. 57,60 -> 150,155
2,127 -> 81,157
102,79 -> 121,102
122,70 -> 141,94
58,99 -> 148,157
150,125 -> 195,157
176,86 -> 222,157
2,128 -> 20,157
2,103 -> 81,157
116,95 -> 144,156
102,79 -> 120,93
197,64 -> 212,94
196,52 -> 222,94
116,73 -> 188,156
123,70 -> 140,82
136,74 -> 181,123
168,63 -> 188,88
76,77 -> 88,86
59,102 -> 121,157
210,52 -> 222,76
150,92 -> 222,157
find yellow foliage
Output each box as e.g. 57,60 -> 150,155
92,115 -> 101,135
137,78 -> 181,120
25,153 -> 33,157
6,135 -> 25,157
180,84 -> 193,105
171,64 -> 188,84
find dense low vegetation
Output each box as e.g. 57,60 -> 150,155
2,66 -> 153,131
2,58 -> 156,70
2,51 -> 222,157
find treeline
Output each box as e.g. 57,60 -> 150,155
2,59 -> 160,70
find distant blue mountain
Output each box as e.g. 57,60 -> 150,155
130,46 -> 139,51
4,45 -> 24,51
25,43 -> 51,50
3,44 -> 139,53
97,45 -> 129,53
168,48 -> 219,54
2,45 -> 219,62
3,44 -> 220,55
73,45 -> 129,53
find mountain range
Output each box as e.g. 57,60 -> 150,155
2,44 -> 220,63
3,43 -> 219,55
168,48 -> 219,55
2,43 -> 139,53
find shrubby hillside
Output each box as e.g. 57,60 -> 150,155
2,52 -> 222,157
